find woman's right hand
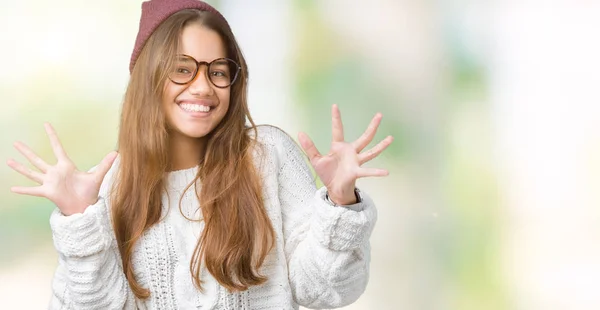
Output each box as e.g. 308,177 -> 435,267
6,123 -> 118,216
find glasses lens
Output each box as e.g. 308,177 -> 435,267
209,58 -> 239,88
168,56 -> 197,84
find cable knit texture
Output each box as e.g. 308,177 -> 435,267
48,126 -> 377,310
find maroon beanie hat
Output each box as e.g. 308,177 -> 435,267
129,0 -> 230,73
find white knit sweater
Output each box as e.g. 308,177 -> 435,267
48,126 -> 377,310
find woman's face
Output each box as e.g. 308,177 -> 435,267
162,23 -> 231,141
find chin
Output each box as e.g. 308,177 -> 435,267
181,128 -> 213,139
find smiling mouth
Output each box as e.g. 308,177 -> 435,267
178,103 -> 213,113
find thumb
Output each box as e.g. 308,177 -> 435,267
298,132 -> 320,161
93,151 -> 118,183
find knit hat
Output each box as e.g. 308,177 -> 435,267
129,0 -> 230,73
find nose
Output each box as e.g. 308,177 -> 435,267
188,67 -> 214,96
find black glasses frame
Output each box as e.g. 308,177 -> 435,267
168,54 -> 242,88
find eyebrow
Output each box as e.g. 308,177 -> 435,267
175,54 -> 194,61
175,54 -> 228,63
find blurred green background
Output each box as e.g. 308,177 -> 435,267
2,1 -> 600,309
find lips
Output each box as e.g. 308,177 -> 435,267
179,103 -> 211,112
176,99 -> 216,116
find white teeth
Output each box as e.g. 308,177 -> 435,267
180,103 -> 210,113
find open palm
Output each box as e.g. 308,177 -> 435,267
298,105 -> 393,205
7,123 -> 118,216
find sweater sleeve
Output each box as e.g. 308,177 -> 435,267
48,160 -> 137,310
268,127 -> 378,309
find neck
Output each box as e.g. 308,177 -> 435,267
169,134 -> 205,171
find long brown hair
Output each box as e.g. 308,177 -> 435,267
111,9 -> 275,298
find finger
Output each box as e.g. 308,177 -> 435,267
298,132 -> 321,161
331,104 -> 344,142
352,113 -> 382,152
357,167 -> 389,178
92,151 -> 119,184
6,159 -> 44,184
358,135 -> 394,165
10,186 -> 46,197
44,123 -> 70,162
13,141 -> 50,173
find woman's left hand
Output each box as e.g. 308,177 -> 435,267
298,104 -> 393,205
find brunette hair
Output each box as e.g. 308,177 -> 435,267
111,9 -> 275,298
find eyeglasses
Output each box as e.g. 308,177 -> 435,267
167,54 -> 241,88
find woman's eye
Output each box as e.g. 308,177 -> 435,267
176,68 -> 191,74
211,71 -> 227,77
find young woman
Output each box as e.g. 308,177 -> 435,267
7,0 -> 393,309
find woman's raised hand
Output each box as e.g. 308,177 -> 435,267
298,104 -> 393,205
7,123 -> 118,216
